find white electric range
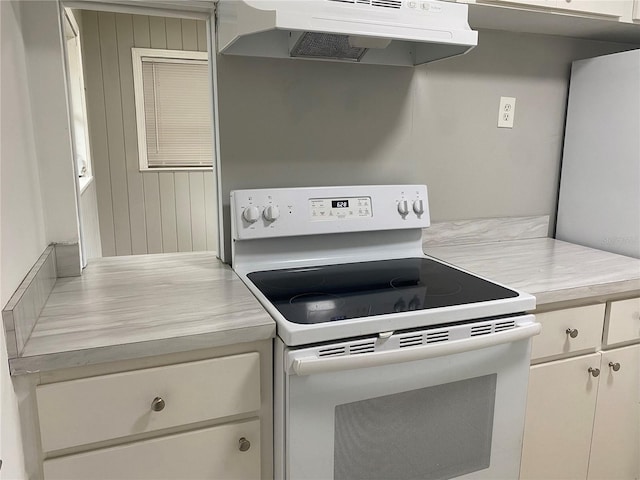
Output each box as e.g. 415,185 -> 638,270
231,185 -> 539,480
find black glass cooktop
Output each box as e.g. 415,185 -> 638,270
247,257 -> 519,325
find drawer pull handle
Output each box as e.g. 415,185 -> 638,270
608,362 -> 621,372
239,437 -> 251,452
566,328 -> 579,338
588,367 -> 600,377
151,397 -> 166,412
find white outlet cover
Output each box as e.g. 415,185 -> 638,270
498,96 -> 516,128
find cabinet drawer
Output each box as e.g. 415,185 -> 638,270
43,419 -> 260,480
531,304 -> 605,361
604,298 -> 640,346
37,353 -> 261,452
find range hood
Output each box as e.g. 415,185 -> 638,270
217,0 -> 478,67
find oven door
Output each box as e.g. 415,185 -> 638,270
275,315 -> 539,480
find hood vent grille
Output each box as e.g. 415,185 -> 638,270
290,32 -> 367,62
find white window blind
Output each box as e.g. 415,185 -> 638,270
133,49 -> 213,170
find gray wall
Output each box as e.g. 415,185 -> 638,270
1,2 -> 49,477
217,29 -> 636,261
81,11 -> 217,257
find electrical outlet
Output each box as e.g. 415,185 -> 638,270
498,96 -> 516,128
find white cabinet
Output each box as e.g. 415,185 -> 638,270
604,297 -> 640,347
31,346 -> 271,480
37,353 -> 261,452
461,0 -> 638,43
473,0 -> 631,15
554,0 -> 630,17
588,345 -> 640,480
498,0 -> 557,7
43,420 -> 261,480
520,300 -> 640,480
520,354 -> 600,480
530,304 -> 605,361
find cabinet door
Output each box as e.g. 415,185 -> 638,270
43,419 -> 260,480
520,354 -> 601,480
587,345 -> 640,480
634,0 -> 640,19
555,0 -> 630,17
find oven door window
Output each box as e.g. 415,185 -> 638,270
334,375 -> 496,480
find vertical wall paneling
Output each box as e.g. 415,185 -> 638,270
98,12 -> 132,256
82,12 -> 217,257
158,173 -> 178,252
181,19 -> 198,50
82,11 -> 116,256
148,16 -> 166,48
189,173 -> 208,251
196,20 -> 207,51
175,173 -> 193,251
204,172 -> 218,250
165,17 -> 183,49
144,16 -> 167,254
133,15 -> 164,254
115,14 -> 148,255
144,176 -> 164,253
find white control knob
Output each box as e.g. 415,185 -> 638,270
263,205 -> 280,222
242,206 -> 261,223
413,199 -> 425,215
397,200 -> 409,216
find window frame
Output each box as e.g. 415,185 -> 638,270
131,47 -> 212,172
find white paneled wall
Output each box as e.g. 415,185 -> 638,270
80,181 -> 103,260
81,12 -> 217,257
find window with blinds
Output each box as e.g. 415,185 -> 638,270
132,48 -> 213,170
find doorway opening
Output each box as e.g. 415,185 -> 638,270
62,4 -> 219,263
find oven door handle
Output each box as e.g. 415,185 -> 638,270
290,319 -> 541,376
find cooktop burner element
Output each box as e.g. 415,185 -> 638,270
247,258 -> 518,325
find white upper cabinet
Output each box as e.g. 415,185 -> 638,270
554,0 -> 631,17
460,0 -> 639,43
471,0 -> 632,16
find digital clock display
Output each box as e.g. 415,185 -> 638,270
332,200 -> 349,208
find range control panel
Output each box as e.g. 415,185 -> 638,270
231,185 -> 430,240
309,196 -> 372,221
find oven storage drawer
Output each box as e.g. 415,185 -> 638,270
530,304 -> 605,361
43,419 -> 261,480
36,353 -> 261,452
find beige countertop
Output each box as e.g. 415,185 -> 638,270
11,237 -> 640,374
426,238 -> 640,309
10,252 -> 275,375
